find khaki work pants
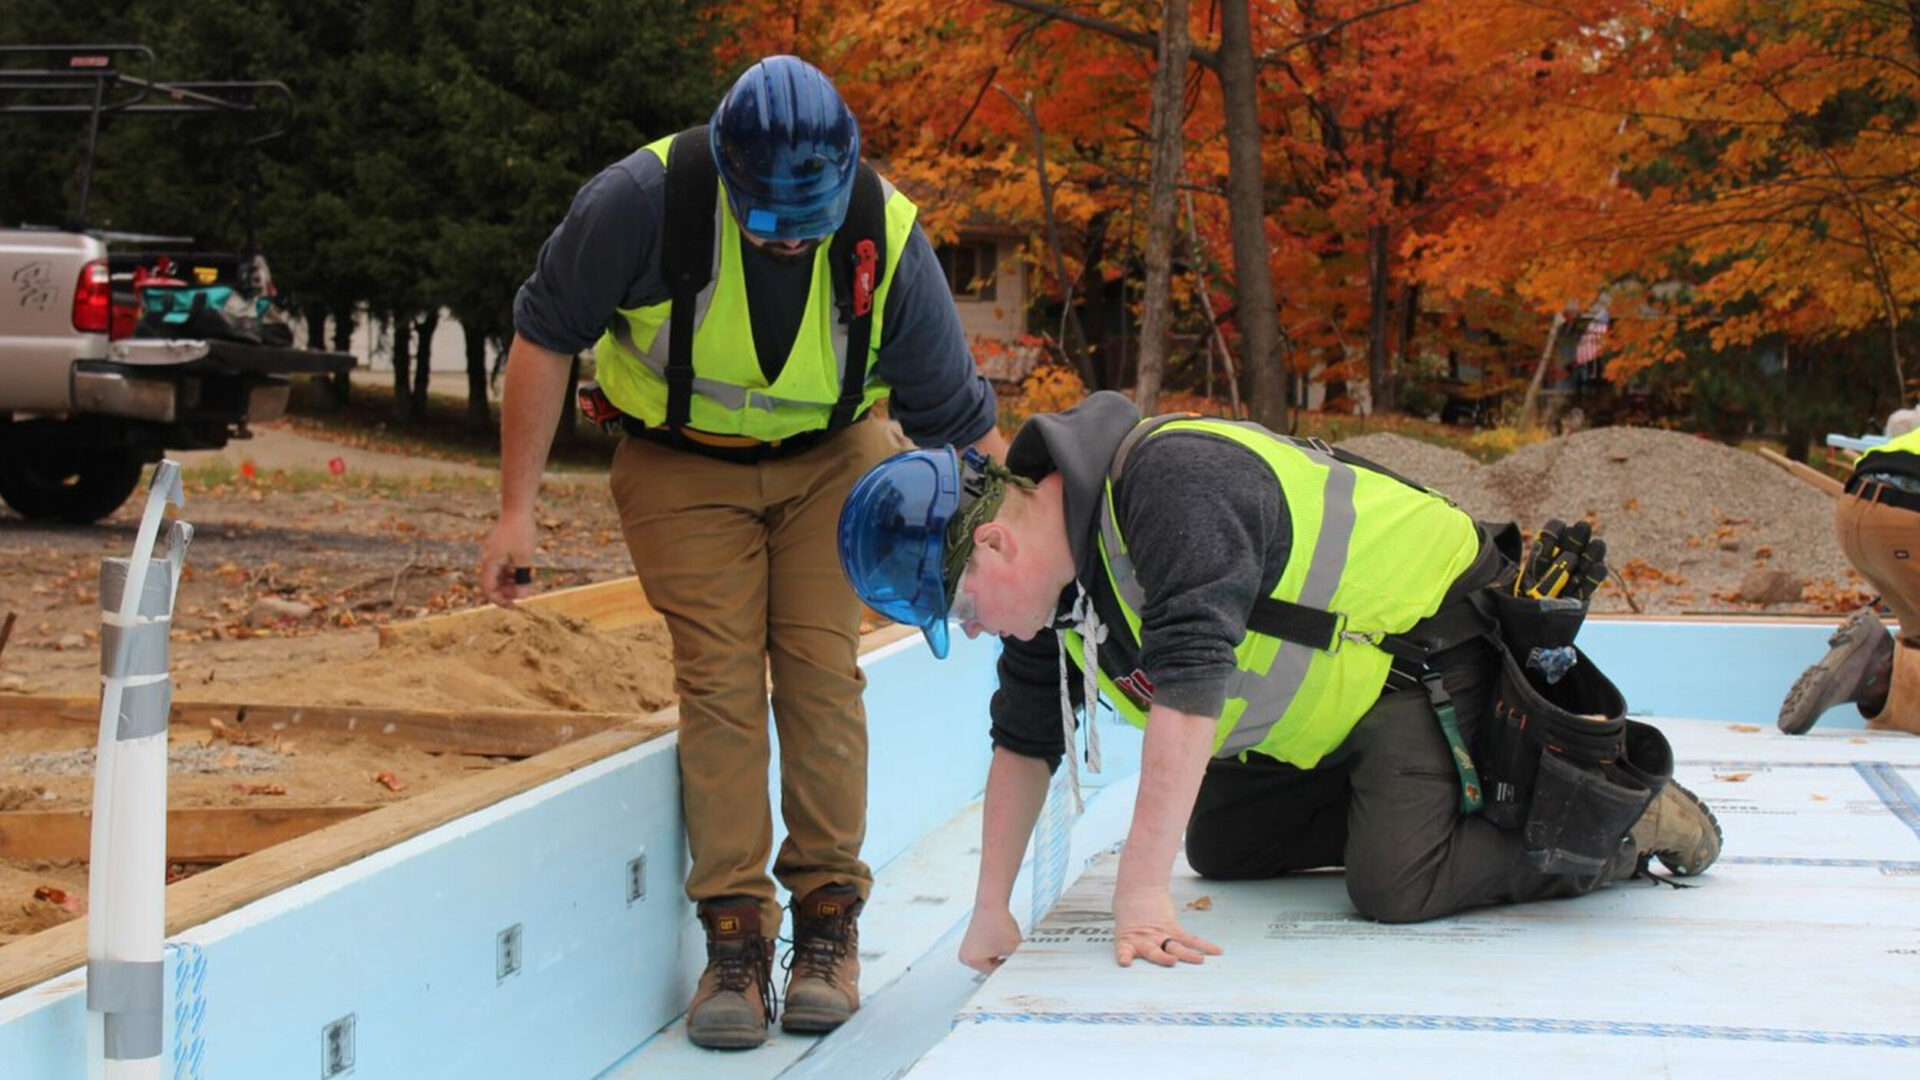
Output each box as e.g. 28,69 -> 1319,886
1836,489 -> 1920,734
609,419 -> 897,932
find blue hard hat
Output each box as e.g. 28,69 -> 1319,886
838,447 -> 961,658
710,56 -> 860,242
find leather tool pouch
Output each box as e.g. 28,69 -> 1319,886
1471,555 -> 1667,872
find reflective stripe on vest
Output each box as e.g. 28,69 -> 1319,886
1066,418 -> 1480,768
592,133 -> 917,440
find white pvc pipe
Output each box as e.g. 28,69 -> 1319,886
88,462 -> 186,1080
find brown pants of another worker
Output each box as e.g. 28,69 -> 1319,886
610,419 -> 897,933
1836,489 -> 1920,734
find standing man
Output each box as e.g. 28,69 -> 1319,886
1779,420 -> 1920,736
836,392 -> 1718,972
479,56 -> 1004,1048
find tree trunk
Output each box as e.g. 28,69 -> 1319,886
1521,312 -> 1564,430
994,86 -> 1103,393
410,310 -> 438,422
1365,222 -> 1391,414
1134,0 -> 1192,415
464,320 -> 492,431
389,314 -> 412,421
1218,0 -> 1286,430
328,304 -> 355,406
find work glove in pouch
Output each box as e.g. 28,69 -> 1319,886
1473,520 -> 1670,873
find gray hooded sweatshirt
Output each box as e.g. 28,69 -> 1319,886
989,392 -> 1291,767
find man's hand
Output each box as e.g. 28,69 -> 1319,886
479,511 -> 539,607
1112,883 -> 1221,968
959,904 -> 1023,973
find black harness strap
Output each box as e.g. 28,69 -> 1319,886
660,129 -> 888,436
661,126 -> 717,432
827,164 -> 886,431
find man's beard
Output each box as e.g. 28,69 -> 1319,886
757,241 -> 819,265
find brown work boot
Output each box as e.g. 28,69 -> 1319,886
687,897 -> 775,1050
1630,779 -> 1723,876
781,884 -> 863,1034
1778,607 -> 1895,734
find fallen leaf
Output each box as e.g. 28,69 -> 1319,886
1810,793 -> 1829,801
1729,724 -> 1761,733
208,717 -> 264,746
33,886 -> 82,913
372,770 -> 406,792
1850,738 -> 1869,745
214,751 -> 241,770
1185,896 -> 1213,911
232,783 -> 287,796
1715,772 -> 1752,782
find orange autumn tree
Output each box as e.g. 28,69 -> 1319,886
706,1 -> 1604,419
709,1 -> 1920,428
1422,1 -> 1920,409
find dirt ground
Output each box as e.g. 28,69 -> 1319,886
0,423 -> 672,945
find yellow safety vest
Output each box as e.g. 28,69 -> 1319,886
592,132 -> 919,441
1854,427 -> 1920,474
1064,418 -> 1481,768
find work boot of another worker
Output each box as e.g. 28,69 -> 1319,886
1778,606 -> 1895,735
1630,779 -> 1723,877
781,884 -> 863,1034
687,897 -> 775,1050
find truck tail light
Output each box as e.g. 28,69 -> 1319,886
72,259 -> 111,334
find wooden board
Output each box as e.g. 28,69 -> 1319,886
0,697 -> 636,758
0,806 -> 374,863
1757,447 -> 1845,497
0,708 -> 678,1000
376,576 -> 657,648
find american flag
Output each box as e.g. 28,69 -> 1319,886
1574,308 -> 1610,366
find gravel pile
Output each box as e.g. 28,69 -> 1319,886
1335,427 -> 1861,614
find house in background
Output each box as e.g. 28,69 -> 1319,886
932,217 -> 1036,384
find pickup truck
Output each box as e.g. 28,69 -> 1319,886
1,44 -> 355,523
1,227 -> 354,522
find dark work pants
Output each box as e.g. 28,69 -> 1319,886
1184,633 -> 1614,923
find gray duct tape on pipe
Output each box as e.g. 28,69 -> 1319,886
99,558 -> 174,618
88,957 -> 163,1059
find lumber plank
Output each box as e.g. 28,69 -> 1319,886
0,697 -> 635,758
0,708 -> 678,1000
0,806 -> 373,863
377,575 -> 657,648
1757,447 -> 1845,497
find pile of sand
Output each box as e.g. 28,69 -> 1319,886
241,606 -> 678,715
1336,427 -> 1860,612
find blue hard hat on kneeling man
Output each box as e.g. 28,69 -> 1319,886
837,447 -> 964,658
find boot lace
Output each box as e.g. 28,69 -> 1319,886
785,914 -> 851,983
713,939 -> 777,1022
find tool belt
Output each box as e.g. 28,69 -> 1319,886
1464,528 -> 1669,875
617,414 -> 838,464
1383,522 -> 1668,876
1847,470 -> 1920,514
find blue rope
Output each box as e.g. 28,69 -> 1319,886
958,1009 -> 1920,1047
165,941 -> 206,1080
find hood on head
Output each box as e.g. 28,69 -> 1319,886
1005,390 -> 1141,579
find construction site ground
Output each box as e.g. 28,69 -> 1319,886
0,416 -> 1871,948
